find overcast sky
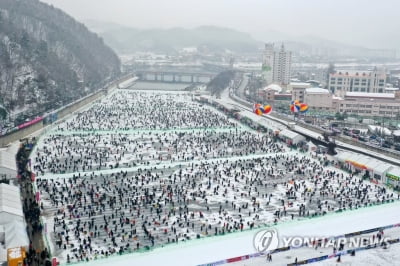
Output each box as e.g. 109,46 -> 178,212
41,0 -> 400,49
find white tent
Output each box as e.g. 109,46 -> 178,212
0,150 -> 16,175
279,129 -> 305,145
0,143 -> 18,177
0,244 -> 7,265
334,150 -> 393,181
393,130 -> 400,137
0,184 -> 24,224
367,125 -> 391,136
4,222 -> 29,249
0,184 -> 29,251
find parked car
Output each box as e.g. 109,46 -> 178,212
358,136 -> 367,142
382,142 -> 391,148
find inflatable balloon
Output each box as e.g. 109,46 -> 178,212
290,103 -> 300,113
290,100 -> 308,113
299,103 -> 309,113
263,105 -> 272,115
253,103 -> 272,115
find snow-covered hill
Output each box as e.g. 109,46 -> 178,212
0,0 -> 120,123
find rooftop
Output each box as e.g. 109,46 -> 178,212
331,69 -> 385,78
345,92 -> 395,99
332,95 -> 343,100
305,87 -> 330,94
263,84 -> 282,93
0,183 -> 23,218
290,82 -> 311,87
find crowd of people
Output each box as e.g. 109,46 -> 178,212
32,129 -> 285,175
31,90 -> 399,264
36,152 -> 397,263
55,91 -> 236,131
15,139 -> 52,265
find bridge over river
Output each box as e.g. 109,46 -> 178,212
135,70 -> 216,83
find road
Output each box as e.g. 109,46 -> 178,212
223,75 -> 400,167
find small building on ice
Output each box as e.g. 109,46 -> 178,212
334,150 -> 392,183
385,167 -> 400,189
278,129 -> 305,145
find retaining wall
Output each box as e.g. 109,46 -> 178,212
0,73 -> 135,147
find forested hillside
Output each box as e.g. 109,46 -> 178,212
0,0 -> 120,122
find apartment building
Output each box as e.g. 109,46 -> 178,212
328,68 -> 386,97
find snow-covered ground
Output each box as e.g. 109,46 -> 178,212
30,89 -> 400,265
70,201 -> 400,266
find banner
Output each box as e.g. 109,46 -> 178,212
198,221 -> 400,266
17,116 -> 43,130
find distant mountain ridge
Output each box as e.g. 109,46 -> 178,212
84,20 -> 261,54
0,0 -> 120,119
85,20 -> 396,60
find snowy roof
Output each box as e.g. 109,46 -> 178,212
279,129 -> 305,141
290,82 -> 311,87
367,125 -> 391,136
345,92 -> 395,99
4,221 -> 29,249
0,152 -> 17,172
387,167 -> 400,178
374,162 -> 393,175
0,142 -> 18,173
393,130 -> 400,137
306,80 -> 320,84
385,87 -> 399,91
332,95 -> 343,100
0,184 -> 23,218
305,88 -> 330,94
263,84 -> 282,93
334,150 -> 392,173
255,118 -> 282,131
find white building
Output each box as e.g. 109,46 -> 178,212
272,44 -> 292,85
304,88 -> 334,111
338,92 -> 400,118
329,68 -> 387,97
288,82 -> 312,102
262,43 -> 292,86
262,43 -> 274,84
